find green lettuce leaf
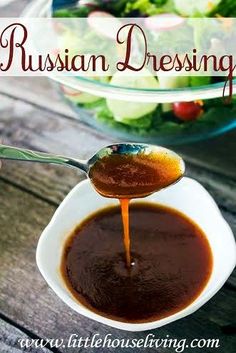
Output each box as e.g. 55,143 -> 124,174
189,76 -> 211,87
53,6 -> 91,17
211,0 -> 236,16
123,0 -> 174,16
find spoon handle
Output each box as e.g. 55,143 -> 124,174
0,144 -> 88,173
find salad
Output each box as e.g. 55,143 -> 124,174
54,0 -> 236,141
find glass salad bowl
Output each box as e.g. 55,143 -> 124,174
23,0 -> 236,145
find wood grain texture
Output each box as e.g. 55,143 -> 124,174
0,318 -> 52,353
0,93 -> 113,159
0,78 -> 76,120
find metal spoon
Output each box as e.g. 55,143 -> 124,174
0,143 -> 185,193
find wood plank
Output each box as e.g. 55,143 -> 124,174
0,317 -> 52,353
0,94 -> 113,158
200,290 -> 236,328
185,164 -> 236,212
1,78 -> 236,180
0,93 -> 113,205
177,132 -> 236,181
0,78 -> 76,120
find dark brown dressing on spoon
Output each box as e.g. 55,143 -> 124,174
61,203 -> 213,323
89,152 -> 183,199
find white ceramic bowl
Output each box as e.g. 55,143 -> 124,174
36,177 -> 236,331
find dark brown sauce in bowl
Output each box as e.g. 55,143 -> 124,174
61,203 -> 213,323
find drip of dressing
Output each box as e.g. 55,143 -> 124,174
89,151 -> 184,267
120,199 -> 131,267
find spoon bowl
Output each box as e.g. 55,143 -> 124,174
88,143 -> 185,198
0,143 -> 185,197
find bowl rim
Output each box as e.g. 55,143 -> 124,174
36,177 -> 236,331
22,0 -> 236,103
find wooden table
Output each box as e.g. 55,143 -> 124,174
0,1 -> 236,352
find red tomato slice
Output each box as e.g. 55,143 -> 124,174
173,101 -> 203,121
